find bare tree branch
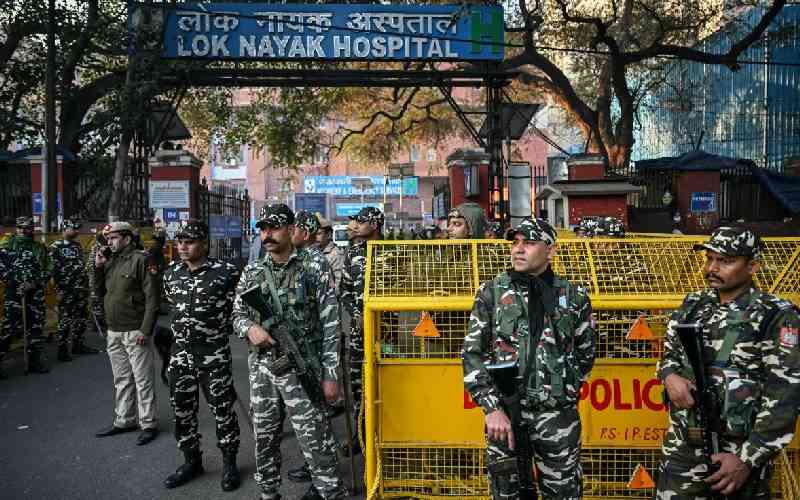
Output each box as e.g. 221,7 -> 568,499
625,0 -> 786,68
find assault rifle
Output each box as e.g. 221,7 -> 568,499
487,360 -> 537,500
240,285 -> 325,406
675,323 -> 723,490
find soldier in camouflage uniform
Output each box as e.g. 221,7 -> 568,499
49,218 -> 99,362
0,216 -> 51,375
656,226 -> 800,499
594,216 -> 625,238
340,206 -> 383,454
316,216 -> 345,292
288,210 -> 343,483
233,204 -> 345,500
292,211 -> 325,262
446,202 -> 486,239
162,220 -> 242,492
463,217 -> 595,499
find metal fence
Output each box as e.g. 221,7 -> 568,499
197,179 -> 250,266
0,161 -> 31,222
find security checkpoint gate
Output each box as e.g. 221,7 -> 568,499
361,237 -> 800,499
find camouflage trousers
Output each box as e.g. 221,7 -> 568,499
248,351 -> 344,500
487,406 -> 583,500
349,321 -> 364,435
56,295 -> 87,348
656,456 -> 772,499
0,286 -> 45,355
168,347 -> 240,455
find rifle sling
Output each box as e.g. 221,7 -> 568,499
263,265 -> 285,319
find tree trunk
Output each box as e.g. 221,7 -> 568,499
107,127 -> 132,221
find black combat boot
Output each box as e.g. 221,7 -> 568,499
164,449 -> 203,489
220,451 -> 241,492
58,344 -> 73,362
28,348 -> 50,374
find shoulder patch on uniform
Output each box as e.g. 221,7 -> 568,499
780,327 -> 799,348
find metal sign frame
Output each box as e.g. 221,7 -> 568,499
128,0 -> 516,221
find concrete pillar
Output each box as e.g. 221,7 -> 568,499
446,148 -> 490,214
148,148 -> 202,224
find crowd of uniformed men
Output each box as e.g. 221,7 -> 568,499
2,201 -> 799,500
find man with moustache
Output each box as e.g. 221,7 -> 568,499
656,227 -> 800,499
94,221 -> 160,445
340,206 -> 383,454
233,204 -> 345,500
462,217 -> 595,499
162,220 -> 242,492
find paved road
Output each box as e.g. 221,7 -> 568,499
0,324 -> 365,500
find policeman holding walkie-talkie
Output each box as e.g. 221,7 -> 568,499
657,227 -> 800,499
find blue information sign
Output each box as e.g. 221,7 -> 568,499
226,216 -> 242,238
304,176 -> 417,196
209,214 -> 227,240
690,192 -> 717,213
295,193 -> 328,217
335,202 -> 384,217
160,3 -> 504,61
164,208 -> 181,223
32,192 -> 61,215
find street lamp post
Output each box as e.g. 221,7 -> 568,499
388,163 -> 415,232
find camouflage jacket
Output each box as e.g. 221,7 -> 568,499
86,241 -> 104,296
164,257 -> 241,353
463,269 -> 595,413
0,235 -> 49,286
320,242 -> 345,291
48,239 -> 88,294
657,287 -> 800,469
341,240 -> 367,321
232,249 -> 340,382
0,247 -> 7,282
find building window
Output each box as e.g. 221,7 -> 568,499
427,148 -> 436,162
410,144 -> 420,162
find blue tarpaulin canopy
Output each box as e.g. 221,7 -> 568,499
636,150 -> 756,171
749,165 -> 800,215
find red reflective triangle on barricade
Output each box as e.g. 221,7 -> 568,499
627,463 -> 655,489
463,391 -> 478,409
413,311 -> 440,338
627,315 -> 655,341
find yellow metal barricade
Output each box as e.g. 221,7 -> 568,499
363,237 -> 800,499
